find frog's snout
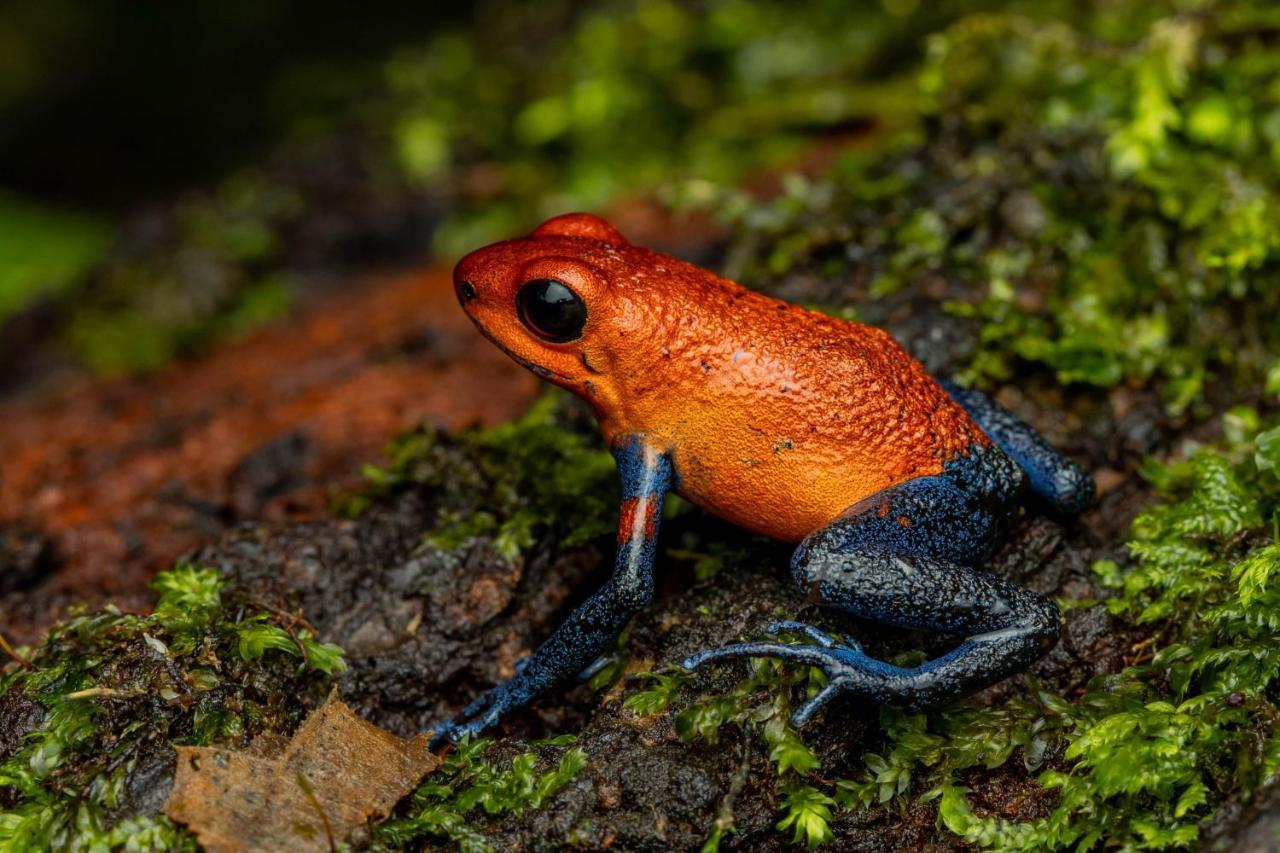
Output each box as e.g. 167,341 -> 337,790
452,249 -> 484,309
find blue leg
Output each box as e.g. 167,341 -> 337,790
683,464 -> 1059,726
763,620 -> 853,650
942,381 -> 1094,516
430,435 -> 672,747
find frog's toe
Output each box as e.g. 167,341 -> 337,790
682,640 -> 840,672
791,681 -> 845,727
428,676 -> 530,749
427,719 -> 461,750
683,638 -> 905,711
577,653 -> 616,682
428,703 -> 503,750
763,620 -> 862,652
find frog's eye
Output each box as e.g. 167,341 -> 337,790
515,279 -> 587,343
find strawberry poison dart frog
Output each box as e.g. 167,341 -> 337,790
432,213 -> 1093,745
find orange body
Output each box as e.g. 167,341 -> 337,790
455,213 -> 990,543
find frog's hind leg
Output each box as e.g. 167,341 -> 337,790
682,468 -> 1059,727
942,381 -> 1094,516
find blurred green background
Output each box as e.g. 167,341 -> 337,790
0,0 -> 1038,380
1,0 -> 1274,401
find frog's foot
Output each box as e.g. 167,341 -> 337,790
428,654 -> 621,748
682,626 -> 901,727
428,674 -> 537,749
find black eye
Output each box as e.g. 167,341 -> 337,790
515,279 -> 587,343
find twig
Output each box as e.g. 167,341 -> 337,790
297,771 -> 337,853
284,622 -> 311,670
65,687 -> 145,700
248,597 -> 318,634
246,596 -> 316,667
0,629 -> 33,670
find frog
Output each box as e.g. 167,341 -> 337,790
431,212 -> 1093,746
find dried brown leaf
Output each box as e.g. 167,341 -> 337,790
164,694 -> 438,852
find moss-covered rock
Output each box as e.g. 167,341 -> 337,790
0,564 -> 343,849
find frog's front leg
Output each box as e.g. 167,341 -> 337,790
430,435 -> 671,747
683,468 -> 1059,727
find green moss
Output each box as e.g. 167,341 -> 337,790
376,735 -> 588,851
0,563 -> 345,850
343,391 -> 619,561
626,648 -> 836,850
776,783 -> 837,850
694,1 -> 1280,414
622,671 -> 683,717
382,0 -> 961,257
234,618 -> 347,675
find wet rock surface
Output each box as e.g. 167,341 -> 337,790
200,495 -> 609,736
0,690 -> 45,765
0,527 -> 56,596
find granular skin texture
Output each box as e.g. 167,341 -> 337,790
455,213 -> 989,542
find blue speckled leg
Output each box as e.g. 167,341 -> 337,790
430,435 -> 671,747
683,447 -> 1060,726
942,381 -> 1095,516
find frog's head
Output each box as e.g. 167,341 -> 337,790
453,212 -> 636,398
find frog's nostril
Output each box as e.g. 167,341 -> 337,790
459,280 -> 477,303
